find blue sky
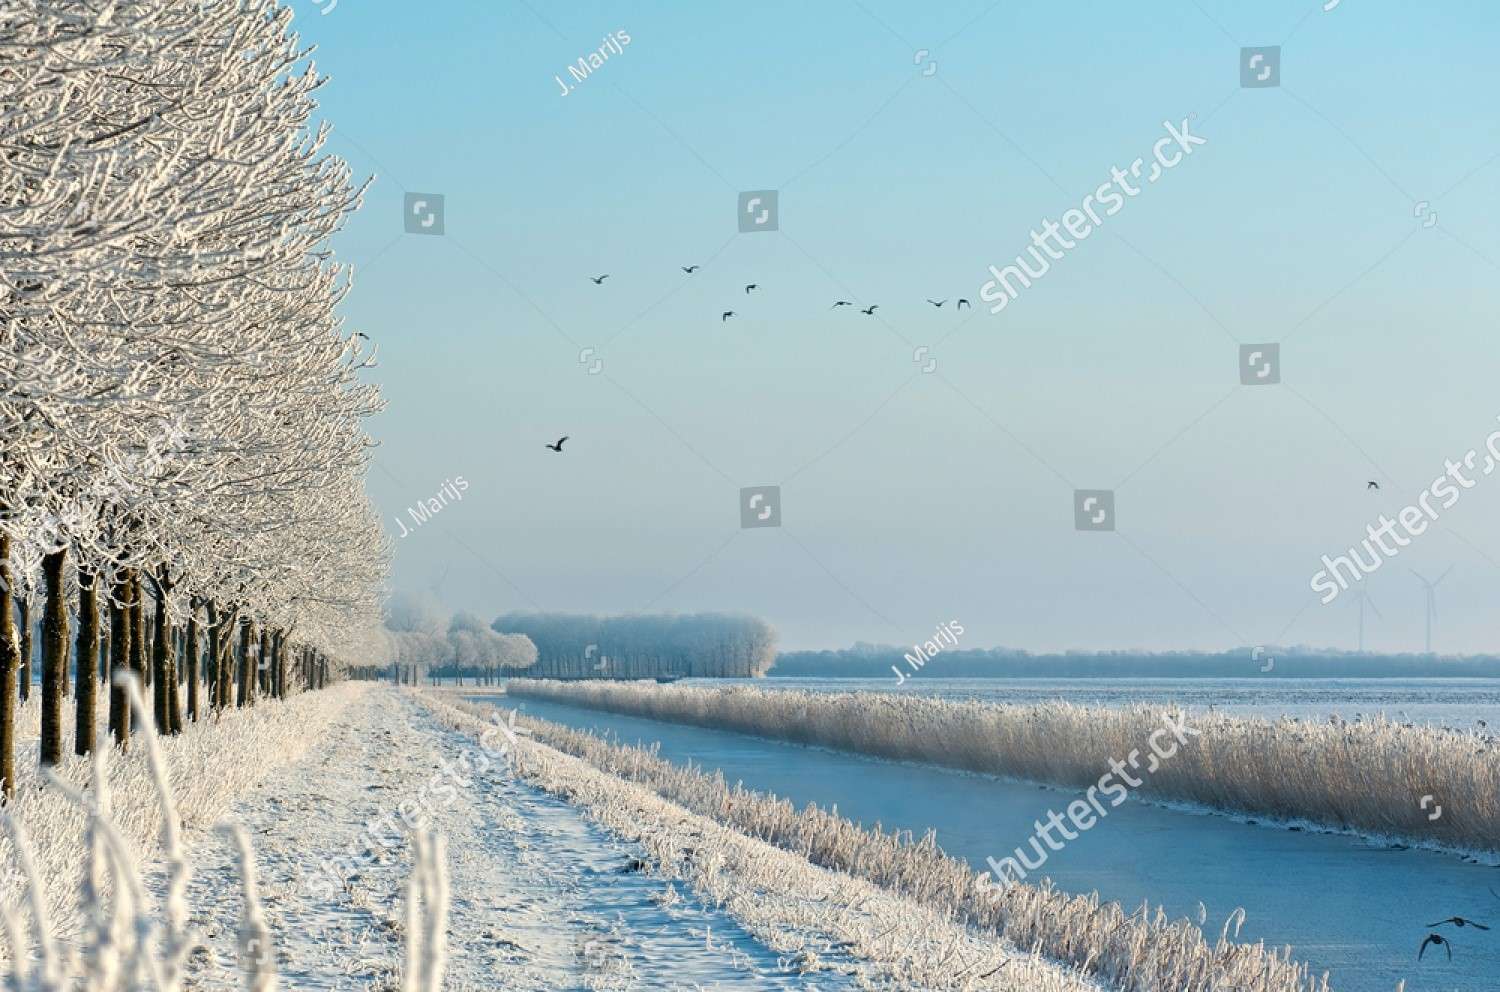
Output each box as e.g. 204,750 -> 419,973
296,0 -> 1500,653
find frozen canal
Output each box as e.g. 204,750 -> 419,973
488,692 -> 1500,992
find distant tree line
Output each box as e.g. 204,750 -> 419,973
490,612 -> 777,679
380,594 -> 536,684
770,643 -> 1500,678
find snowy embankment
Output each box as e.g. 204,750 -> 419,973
431,692 -> 1330,992
506,679 -> 1500,856
417,690 -> 1105,992
0,683 -> 365,944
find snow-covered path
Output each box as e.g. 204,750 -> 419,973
176,687 -> 854,991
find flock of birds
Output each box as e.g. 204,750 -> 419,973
545,271 -> 974,451
585,269 -> 971,324
1418,913 -> 1489,962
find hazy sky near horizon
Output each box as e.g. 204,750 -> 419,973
298,0 -> 1500,654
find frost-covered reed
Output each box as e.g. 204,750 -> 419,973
0,677 -> 245,990
420,692 -> 1103,992
508,679 -> 1500,854
434,692 -> 1332,992
0,682 -> 365,945
0,679 -> 447,992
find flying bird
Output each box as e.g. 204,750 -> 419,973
721,311 -> 735,322
956,298 -> 971,309
831,301 -> 854,309
681,265 -> 699,274
589,274 -> 609,285
1429,917 -> 1489,930
545,436 -> 568,452
927,298 -> 946,307
1367,481 -> 1380,490
860,305 -> 879,315
745,283 -> 758,294
1418,933 -> 1452,961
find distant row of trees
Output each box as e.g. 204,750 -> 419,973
379,594 -> 537,683
374,600 -> 779,682
491,612 -> 777,679
770,644 -> 1500,678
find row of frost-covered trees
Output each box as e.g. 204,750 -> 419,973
373,599 -> 777,683
491,612 -> 777,679
0,1 -> 393,795
375,593 -> 537,684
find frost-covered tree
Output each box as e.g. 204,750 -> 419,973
0,0 -> 388,794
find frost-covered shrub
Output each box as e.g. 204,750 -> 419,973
507,679 -> 1500,853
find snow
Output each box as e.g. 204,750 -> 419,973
157,686 -> 1101,991
172,688 -> 869,990
0,683 -> 364,948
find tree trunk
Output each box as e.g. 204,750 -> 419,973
236,619 -> 253,708
39,549 -> 68,767
216,611 -> 234,711
128,571 -> 145,690
258,629 -> 270,696
167,637 -> 182,734
75,569 -> 98,756
108,570 -> 132,750
18,597 -> 32,703
186,603 -> 200,722
207,602 -> 222,712
272,631 -> 285,699
0,535 -> 19,797
151,584 -> 166,730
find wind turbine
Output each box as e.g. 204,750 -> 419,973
1351,586 -> 1382,652
1410,567 -> 1453,654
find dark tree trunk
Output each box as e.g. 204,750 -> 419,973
39,549 -> 68,767
236,619 -> 253,708
0,535 -> 19,797
108,570 -> 134,750
257,629 -> 270,696
206,602 -> 222,711
272,631 -> 285,699
151,582 -> 166,730
128,571 -> 145,690
150,568 -> 180,733
75,568 -> 98,756
216,610 -> 234,711
18,597 -> 32,703
186,602 -> 200,722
